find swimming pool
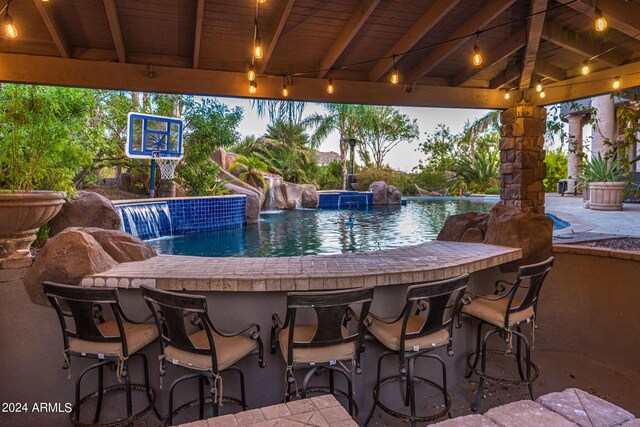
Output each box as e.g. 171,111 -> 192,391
147,199 -> 496,257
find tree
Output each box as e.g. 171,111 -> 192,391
252,99 -> 307,125
416,124 -> 465,173
356,106 -> 419,168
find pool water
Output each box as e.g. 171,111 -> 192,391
148,199 -> 496,257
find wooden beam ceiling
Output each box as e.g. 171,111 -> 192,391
33,0 -> 70,58
192,0 -> 205,69
368,0 -> 461,82
490,62 -> 521,89
541,21 -> 628,66
534,60 -> 566,81
317,0 -> 380,78
557,0 -> 640,41
258,0 -> 296,74
404,0 -> 517,86
103,0 -> 126,63
452,28 -> 526,87
519,0 -> 547,89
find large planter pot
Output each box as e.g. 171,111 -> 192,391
0,191 -> 65,259
587,182 -> 626,211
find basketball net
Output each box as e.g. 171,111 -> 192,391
152,152 -> 180,180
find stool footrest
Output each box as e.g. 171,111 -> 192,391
70,384 -> 156,427
466,350 -> 539,385
168,396 -> 244,426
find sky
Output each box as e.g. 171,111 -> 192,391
218,97 -> 494,172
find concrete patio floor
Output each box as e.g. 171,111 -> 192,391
545,193 -> 640,236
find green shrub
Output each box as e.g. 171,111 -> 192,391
484,186 -> 500,195
413,170 -> 449,193
543,149 -> 568,192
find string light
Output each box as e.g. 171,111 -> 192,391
257,0 -> 267,3
3,1 -> 17,39
390,55 -> 399,84
539,88 -> 546,98
254,36 -> 263,59
581,60 -> 590,76
249,80 -> 257,94
504,90 -> 510,100
327,76 -> 334,94
282,77 -> 288,97
472,32 -> 482,66
613,76 -> 620,90
247,64 -> 256,81
594,3 -> 607,32
535,81 -> 543,92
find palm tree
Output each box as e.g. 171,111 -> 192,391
306,104 -> 362,190
251,99 -> 307,125
229,155 -> 269,189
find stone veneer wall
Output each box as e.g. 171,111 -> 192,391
499,103 -> 547,214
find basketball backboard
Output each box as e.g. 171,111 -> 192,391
126,112 -> 184,160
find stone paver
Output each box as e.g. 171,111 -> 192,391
537,388 -> 635,427
187,395 -> 357,427
431,414 -> 498,426
83,241 -> 522,291
484,399 -> 577,427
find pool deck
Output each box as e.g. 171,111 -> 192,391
82,241 -> 522,291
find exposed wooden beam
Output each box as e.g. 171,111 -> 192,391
519,0 -> 547,89
542,59 -> 640,105
0,53 -> 513,109
404,0 -> 517,86
192,0 -> 205,68
490,62 -> 521,89
368,0 -> 461,82
541,21 -> 628,67
103,0 -> 126,63
534,60 -> 566,82
33,0 -> 70,58
452,28 -> 526,87
317,0 -> 380,78
557,0 -> 640,41
258,0 -> 296,74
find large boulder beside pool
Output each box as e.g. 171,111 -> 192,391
48,191 -> 121,236
279,181 -> 319,209
223,183 -> 262,224
77,227 -> 157,263
437,211 -> 490,243
370,181 -> 402,205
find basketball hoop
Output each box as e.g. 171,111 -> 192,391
152,152 -> 180,180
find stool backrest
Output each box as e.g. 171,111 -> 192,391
400,274 -> 469,352
141,286 -> 219,371
43,281 -> 129,355
505,257 -> 554,325
284,287 -> 374,366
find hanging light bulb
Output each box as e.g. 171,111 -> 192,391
594,6 -> 607,32
254,36 -> 263,59
540,89 -> 546,99
613,76 -> 620,90
3,2 -> 17,39
327,78 -> 334,94
535,82 -> 543,92
504,90 -> 510,100
257,0 -> 267,3
282,77 -> 288,97
472,32 -> 482,66
390,55 -> 399,84
249,80 -> 257,94
581,61 -> 590,76
247,64 -> 256,81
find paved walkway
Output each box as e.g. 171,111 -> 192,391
545,193 -> 640,236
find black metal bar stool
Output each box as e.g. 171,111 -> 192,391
43,282 -> 160,427
362,274 -> 469,427
140,285 -> 265,426
270,287 -> 374,418
460,257 -> 554,412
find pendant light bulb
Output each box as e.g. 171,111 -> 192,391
594,8 -> 607,32
504,90 -> 510,100
390,66 -> 399,84
535,82 -> 543,92
472,32 -> 482,66
282,77 -> 288,97
257,0 -> 267,4
249,80 -> 257,94
540,89 -> 546,99
581,61 -> 590,76
254,37 -> 263,59
247,64 -> 256,82
613,76 -> 620,90
327,78 -> 334,94
3,13 -> 17,39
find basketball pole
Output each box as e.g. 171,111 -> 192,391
149,158 -> 156,198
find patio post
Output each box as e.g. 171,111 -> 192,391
591,95 -> 616,157
567,114 -> 586,192
499,102 -> 547,214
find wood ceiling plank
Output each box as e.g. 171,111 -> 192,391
541,21 -> 628,66
490,62 -> 521,89
452,28 -> 526,87
258,0 -> 296,74
519,0 -> 548,89
103,0 -> 126,63
534,60 -> 566,81
317,0 -> 380,78
368,0 -> 461,82
557,0 -> 640,41
404,0 -> 517,86
193,0 -> 205,68
33,0 -> 70,58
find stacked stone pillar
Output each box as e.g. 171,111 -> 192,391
499,103 -> 547,214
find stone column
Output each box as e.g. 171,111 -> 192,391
499,102 -> 547,213
591,95 -> 616,157
567,114 -> 585,193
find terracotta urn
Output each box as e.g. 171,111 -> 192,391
587,182 -> 626,211
0,191 -> 65,259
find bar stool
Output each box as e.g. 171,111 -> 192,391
140,285 -> 265,426
270,287 -> 374,417
362,274 -> 469,426
43,281 -> 160,427
461,257 -> 554,412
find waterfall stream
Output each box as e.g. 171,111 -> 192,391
264,175 -> 279,211
116,202 -> 172,240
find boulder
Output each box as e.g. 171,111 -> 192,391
48,191 -> 121,236
78,227 -> 157,263
301,185 -> 319,209
387,185 -> 402,205
210,147 -> 239,170
370,181 -> 388,205
437,212 -> 490,242
277,181 -> 319,209
23,229 -> 118,305
223,183 -> 261,224
484,203 -> 553,271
